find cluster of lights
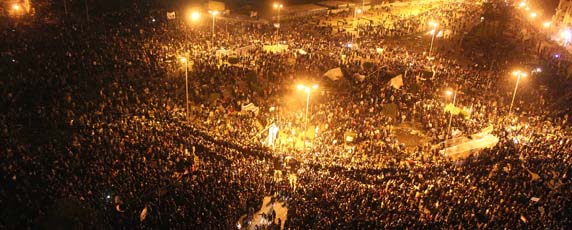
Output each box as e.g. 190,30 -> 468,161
516,1 -> 572,48
185,10 -> 219,22
511,69 -> 528,78
517,1 -> 550,29
297,84 -> 318,92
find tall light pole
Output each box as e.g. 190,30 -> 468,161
297,84 -> 318,150
180,57 -> 190,120
208,10 -> 219,47
445,89 -> 457,142
509,70 -> 527,115
352,8 -> 362,44
428,21 -> 439,57
273,3 -> 283,39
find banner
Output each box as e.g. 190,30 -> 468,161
263,44 -> 289,53
241,102 -> 260,114
268,123 -> 279,147
323,67 -> 343,81
440,134 -> 499,158
250,11 -> 258,18
166,11 -> 176,20
389,74 -> 403,89
344,131 -> 357,143
444,103 -> 471,119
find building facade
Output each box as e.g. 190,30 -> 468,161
554,0 -> 572,29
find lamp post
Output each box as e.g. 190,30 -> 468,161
352,8 -> 362,44
445,89 -> 457,145
297,84 -> 318,150
509,70 -> 527,115
273,3 -> 283,39
180,56 -> 190,120
428,21 -> 439,57
208,10 -> 219,47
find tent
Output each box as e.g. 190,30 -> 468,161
323,67 -> 343,81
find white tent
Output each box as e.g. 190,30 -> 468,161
323,67 -> 343,81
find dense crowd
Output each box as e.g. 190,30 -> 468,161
1,0 -> 571,229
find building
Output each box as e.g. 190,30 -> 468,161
553,0 -> 572,29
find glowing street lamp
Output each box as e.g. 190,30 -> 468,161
428,21 -> 439,57
518,2 -> 526,8
561,29 -> 572,45
191,11 -> 200,21
12,3 -> 21,11
180,57 -> 190,120
208,10 -> 219,46
509,70 -> 528,115
543,21 -> 551,28
297,84 -> 318,148
529,12 -> 537,19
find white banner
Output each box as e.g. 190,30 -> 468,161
166,11 -> 176,20
389,74 -> 403,89
323,67 -> 343,81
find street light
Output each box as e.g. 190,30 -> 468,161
297,84 -> 318,150
529,12 -> 537,19
543,21 -> 551,28
208,10 -> 219,46
273,3 -> 283,38
428,21 -> 439,57
561,29 -> 572,45
509,70 -> 527,115
12,3 -> 21,11
191,11 -> 200,21
180,56 -> 190,120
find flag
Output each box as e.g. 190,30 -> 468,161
520,215 -> 527,223
166,11 -> 176,20
389,74 -> 403,89
250,11 -> 258,18
140,206 -> 149,222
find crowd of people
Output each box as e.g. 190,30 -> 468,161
1,0 -> 571,229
